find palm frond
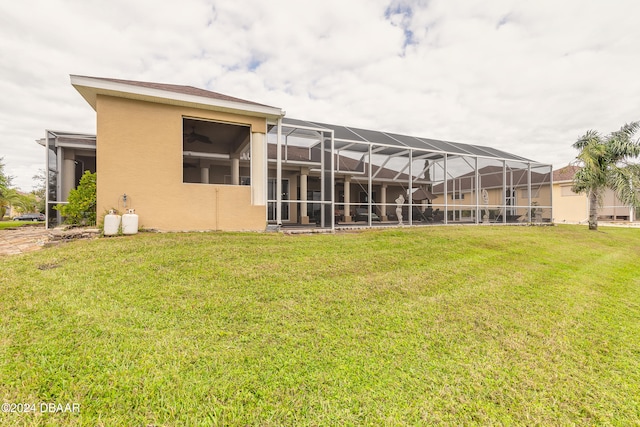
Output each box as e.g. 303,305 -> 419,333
610,121 -> 640,141
572,168 -> 605,194
0,187 -> 22,207
572,129 -> 601,150
607,122 -> 640,160
607,164 -> 640,208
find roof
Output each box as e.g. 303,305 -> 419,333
68,76 -> 546,165
553,165 -> 580,182
76,76 -> 274,108
281,118 -> 537,163
36,130 -> 97,148
432,165 -> 551,193
70,75 -> 284,119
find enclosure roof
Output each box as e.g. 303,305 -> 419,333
36,131 -> 97,147
281,117 -> 537,163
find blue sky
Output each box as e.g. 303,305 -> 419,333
1,0 -> 639,191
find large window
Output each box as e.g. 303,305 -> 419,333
182,118 -> 251,185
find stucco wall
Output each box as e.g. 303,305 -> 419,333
435,185 -> 553,220
552,184 -> 587,223
96,95 -> 267,231
552,183 -> 632,223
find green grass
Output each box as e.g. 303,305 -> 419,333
1,225 -> 639,426
0,221 -> 41,230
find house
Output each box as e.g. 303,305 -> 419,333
552,165 -> 636,223
432,165 -> 553,223
42,75 -> 553,231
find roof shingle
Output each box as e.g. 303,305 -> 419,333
553,165 -> 580,182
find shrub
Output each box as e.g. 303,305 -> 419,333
55,171 -> 97,225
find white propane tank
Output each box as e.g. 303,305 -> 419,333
104,210 -> 121,236
122,209 -> 139,235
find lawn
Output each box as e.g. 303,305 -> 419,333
0,221 -> 41,230
1,225 -> 639,426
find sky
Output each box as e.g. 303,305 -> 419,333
1,0 -> 639,192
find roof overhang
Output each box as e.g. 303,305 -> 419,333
36,130 -> 97,147
70,75 -> 285,120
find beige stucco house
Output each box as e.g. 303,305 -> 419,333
43,75 -> 553,231
552,166 -> 636,223
432,165 -> 553,223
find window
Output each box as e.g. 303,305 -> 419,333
561,185 -> 579,197
182,117 -> 251,185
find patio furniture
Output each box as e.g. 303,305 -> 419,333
354,207 -> 381,222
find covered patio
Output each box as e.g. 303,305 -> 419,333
40,130 -> 97,228
267,118 -> 553,230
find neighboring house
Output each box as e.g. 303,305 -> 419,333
552,166 -> 636,223
432,165 -> 553,223
41,75 -> 553,231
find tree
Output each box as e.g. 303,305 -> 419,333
55,171 -> 97,225
572,121 -> 640,230
32,169 -> 46,213
0,188 -> 22,219
0,157 -> 15,219
1,160 -> 45,219
12,192 -> 39,214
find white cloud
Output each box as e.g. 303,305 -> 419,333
1,0 -> 640,191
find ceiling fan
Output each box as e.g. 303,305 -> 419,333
183,127 -> 212,144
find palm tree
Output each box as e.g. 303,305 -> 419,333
0,188 -> 24,219
572,121 -> 640,230
0,158 -> 40,219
